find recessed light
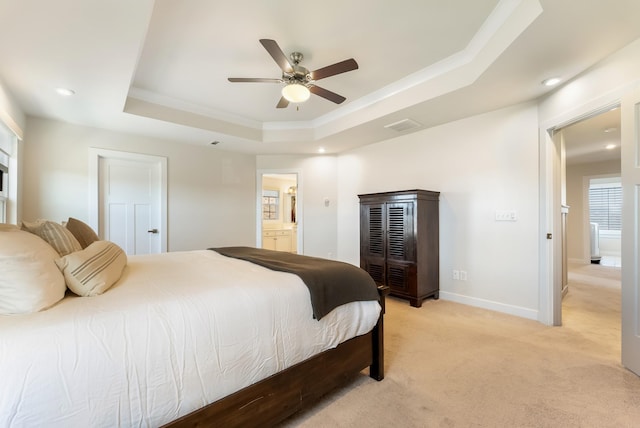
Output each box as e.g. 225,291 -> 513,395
605,144 -> 616,150
603,127 -> 617,133
318,147 -> 326,153
542,77 -> 561,87
56,88 -> 75,96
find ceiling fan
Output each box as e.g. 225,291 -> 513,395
228,39 -> 358,109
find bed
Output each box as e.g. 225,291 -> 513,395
0,223 -> 386,427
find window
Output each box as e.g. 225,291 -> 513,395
589,180 -> 621,232
0,120 -> 16,224
262,189 -> 279,220
0,151 -> 7,223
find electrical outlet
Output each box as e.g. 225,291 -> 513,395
452,270 -> 460,280
460,270 -> 467,281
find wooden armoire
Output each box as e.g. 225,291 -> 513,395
359,189 -> 440,307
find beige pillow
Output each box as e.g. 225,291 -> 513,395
22,219 -> 82,256
0,228 -> 66,315
64,217 -> 100,249
55,241 -> 127,297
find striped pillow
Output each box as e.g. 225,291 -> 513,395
55,241 -> 127,296
22,220 -> 82,256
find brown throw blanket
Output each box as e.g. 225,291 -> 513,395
210,247 -> 379,320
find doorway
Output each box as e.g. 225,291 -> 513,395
552,107 -> 622,321
562,107 -> 622,264
257,171 -> 301,254
539,81 -> 640,376
541,102 -> 628,363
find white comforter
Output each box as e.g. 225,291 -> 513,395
0,250 -> 380,427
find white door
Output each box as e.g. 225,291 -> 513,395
621,85 -> 640,375
538,125 -> 564,326
91,149 -> 167,255
550,130 -> 564,326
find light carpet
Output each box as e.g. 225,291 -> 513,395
281,263 -> 640,427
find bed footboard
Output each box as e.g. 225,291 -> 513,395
164,285 -> 388,428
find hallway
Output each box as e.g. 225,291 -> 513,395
563,260 -> 622,362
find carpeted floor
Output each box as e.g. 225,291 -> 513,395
281,262 -> 640,427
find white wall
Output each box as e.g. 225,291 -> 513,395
566,160 -> 620,263
256,155 -> 338,259
538,38 -> 640,124
0,77 -> 25,139
337,103 -> 540,319
22,117 -> 257,251
599,233 -> 621,258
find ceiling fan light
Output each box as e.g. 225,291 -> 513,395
282,83 -> 310,103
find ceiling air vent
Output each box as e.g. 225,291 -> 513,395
384,118 -> 422,133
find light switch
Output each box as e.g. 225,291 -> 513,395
495,210 -> 518,221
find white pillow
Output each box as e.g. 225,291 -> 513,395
0,228 -> 67,315
55,241 -> 127,297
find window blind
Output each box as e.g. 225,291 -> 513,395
589,186 -> 622,231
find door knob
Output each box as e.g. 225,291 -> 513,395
148,228 -> 159,234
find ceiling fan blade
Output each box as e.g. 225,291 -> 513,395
311,59 -> 358,81
228,78 -> 282,83
309,85 -> 346,104
259,39 -> 293,73
276,97 -> 289,109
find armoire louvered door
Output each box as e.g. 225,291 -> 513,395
359,190 -> 439,307
361,203 -> 386,285
385,202 -> 416,295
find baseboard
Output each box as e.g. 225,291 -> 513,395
599,251 -> 621,257
439,291 -> 539,321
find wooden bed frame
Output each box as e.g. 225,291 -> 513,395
164,285 -> 389,428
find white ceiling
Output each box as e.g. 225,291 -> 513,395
563,108 -> 621,166
1,0 -> 639,156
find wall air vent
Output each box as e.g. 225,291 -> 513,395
383,118 -> 422,133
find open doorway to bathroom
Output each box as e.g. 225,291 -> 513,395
259,173 -> 299,254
